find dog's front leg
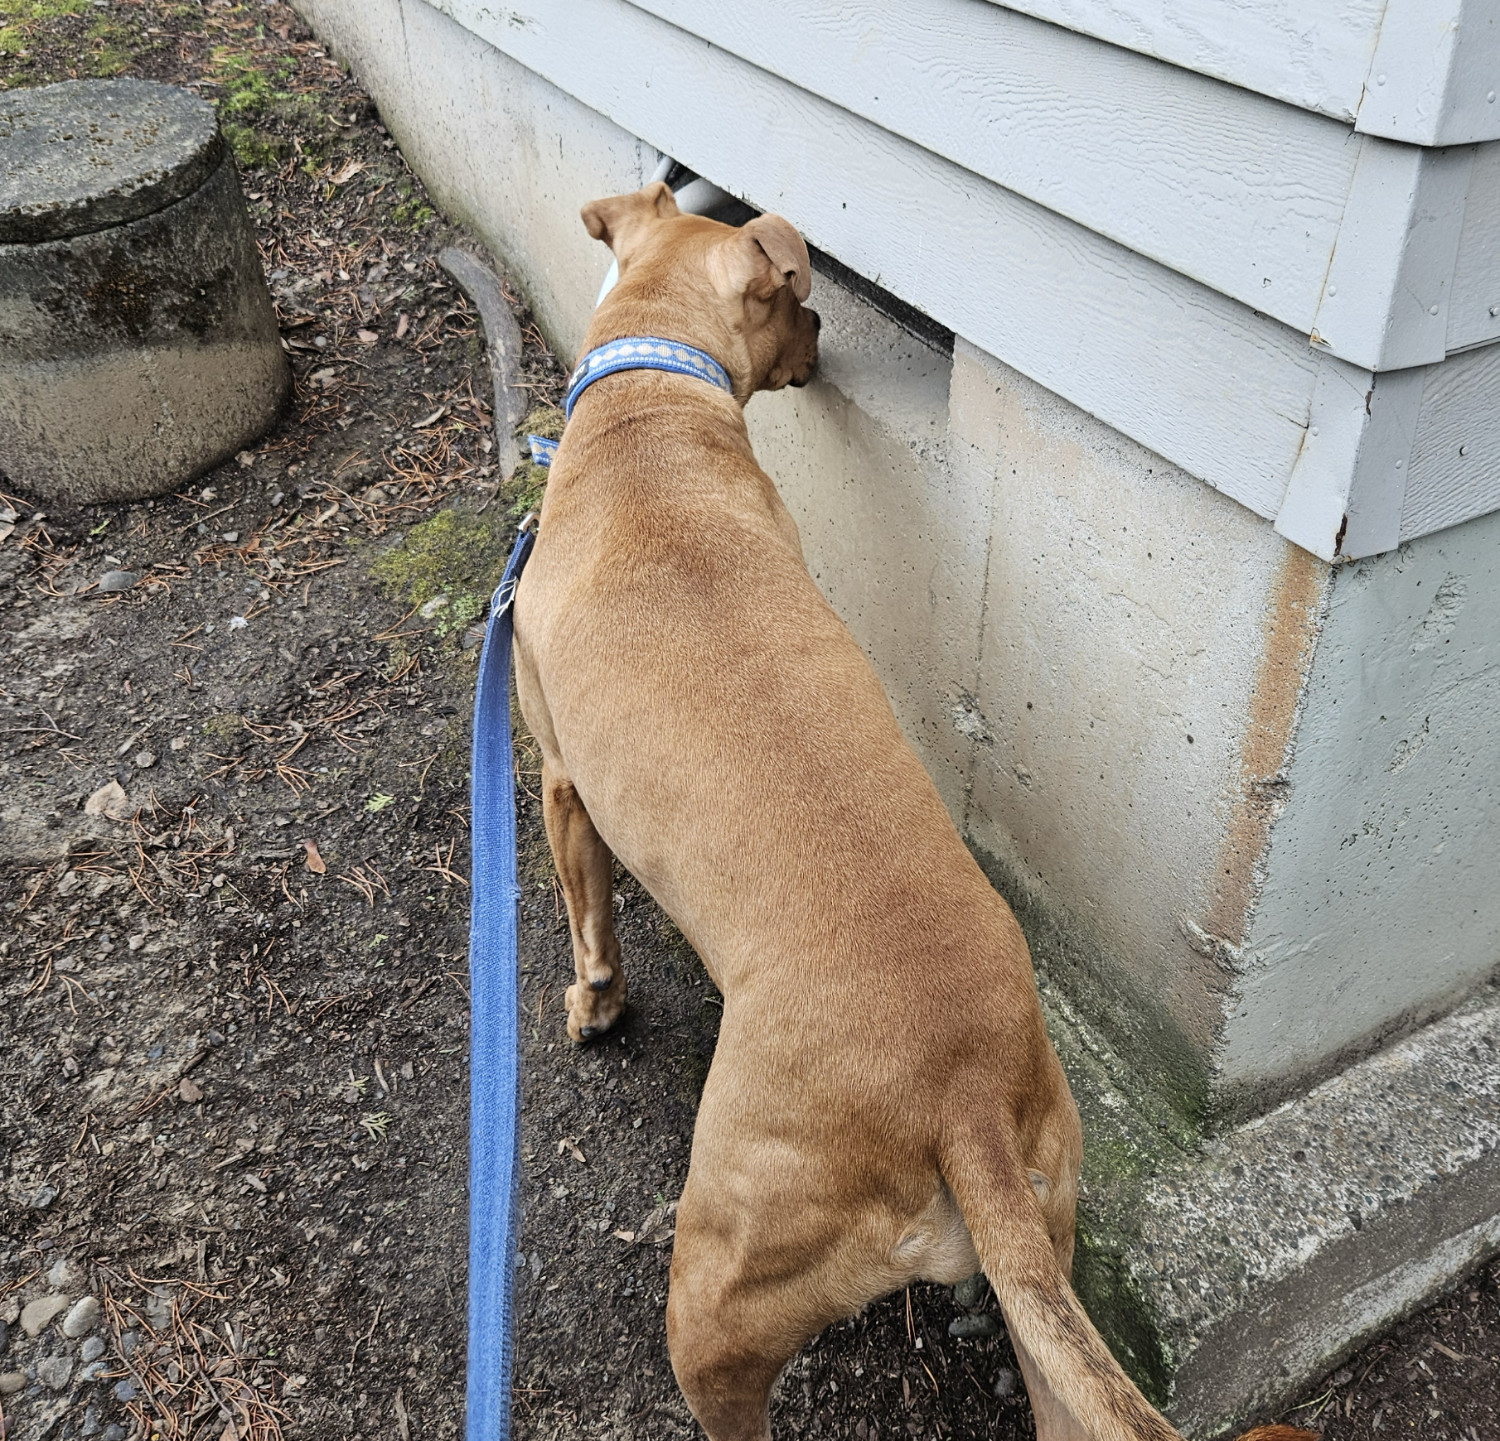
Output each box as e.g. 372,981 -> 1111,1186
541,760 -> 628,1040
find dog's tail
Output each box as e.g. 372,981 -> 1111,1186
941,1114 -> 1313,1441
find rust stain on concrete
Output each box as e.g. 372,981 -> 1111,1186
1204,543 -> 1327,948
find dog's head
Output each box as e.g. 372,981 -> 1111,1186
580,181 -> 820,401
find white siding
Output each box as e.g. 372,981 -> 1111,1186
992,0 -> 1500,145
421,0 -> 1500,554
634,0 -> 1500,370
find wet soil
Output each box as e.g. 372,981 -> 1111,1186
2,6 -> 1497,1441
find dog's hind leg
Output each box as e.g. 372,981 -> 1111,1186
666,1225 -> 802,1441
541,760 -> 628,1041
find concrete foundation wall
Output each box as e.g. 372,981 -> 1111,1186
1224,510 -> 1500,1093
295,0 -> 654,363
748,335 -> 1321,1116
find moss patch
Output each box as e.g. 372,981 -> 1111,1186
0,0 -> 88,19
1072,1216 -> 1175,1406
370,508 -> 514,641
0,0 -> 87,56
501,403 -> 562,520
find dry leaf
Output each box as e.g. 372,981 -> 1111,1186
557,1136 -> 587,1165
330,158 -> 367,186
84,780 -> 133,822
357,329 -> 379,346
634,1200 -> 678,1247
395,313 -> 410,340
611,1229 -> 636,1243
302,839 -> 327,875
179,1077 -> 203,1103
413,406 -> 449,430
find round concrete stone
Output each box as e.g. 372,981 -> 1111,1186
0,77 -> 223,245
0,79 -> 289,505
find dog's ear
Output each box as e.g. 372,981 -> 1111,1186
717,214 -> 812,304
579,181 -> 680,261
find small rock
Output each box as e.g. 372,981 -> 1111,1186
61,1296 -> 100,1338
0,1318 -> 8,1354
178,1078 -> 203,1104
119,1330 -> 139,1359
80,1361 -> 106,1381
49,1259 -> 81,1290
82,1404 -> 101,1437
96,570 -> 138,593
20,1295 -> 69,1338
170,736 -> 189,752
236,450 -> 256,468
37,1355 -> 73,1391
127,934 -> 146,951
29,1183 -> 59,1211
222,531 -> 239,544
80,1337 -> 105,1363
0,1372 -> 24,1396
948,1313 -> 1001,1339
953,1272 -> 988,1310
103,1426 -> 127,1441
418,594 -> 450,619
113,1378 -> 137,1402
132,750 -> 157,769
993,1366 -> 1019,1399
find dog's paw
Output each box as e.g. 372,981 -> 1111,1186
565,972 -> 627,1042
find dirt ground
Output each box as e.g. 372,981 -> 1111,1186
2,5 -> 1497,1440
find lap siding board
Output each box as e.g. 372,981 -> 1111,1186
418,0 -> 1500,557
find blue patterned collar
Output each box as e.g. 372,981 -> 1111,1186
526,335 -> 733,468
565,335 -> 732,418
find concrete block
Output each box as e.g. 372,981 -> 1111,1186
0,79 -> 288,504
1068,985 -> 1500,1434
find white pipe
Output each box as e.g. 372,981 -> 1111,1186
594,156 -> 734,308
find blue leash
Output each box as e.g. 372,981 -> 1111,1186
466,334 -> 729,1440
466,514 -> 536,1441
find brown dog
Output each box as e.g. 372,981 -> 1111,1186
512,181 -> 1311,1441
